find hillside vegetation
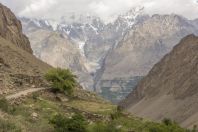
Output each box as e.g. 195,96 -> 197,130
0,68 -> 194,132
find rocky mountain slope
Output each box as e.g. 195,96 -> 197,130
96,15 -> 198,102
22,27 -> 94,90
101,15 -> 198,78
0,3 -> 51,95
119,34 -> 198,128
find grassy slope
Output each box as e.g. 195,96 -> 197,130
0,88 -> 191,132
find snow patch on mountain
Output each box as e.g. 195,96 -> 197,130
118,6 -> 144,28
48,20 -> 59,31
84,61 -> 100,74
32,19 -> 42,27
72,39 -> 86,57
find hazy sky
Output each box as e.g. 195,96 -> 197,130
0,0 -> 198,22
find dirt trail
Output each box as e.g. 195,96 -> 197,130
5,88 -> 48,100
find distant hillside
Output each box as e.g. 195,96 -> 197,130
120,34 -> 198,128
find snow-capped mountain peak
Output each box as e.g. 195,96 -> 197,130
118,6 -> 144,28
20,7 -> 144,70
20,17 -> 59,31
46,20 -> 59,31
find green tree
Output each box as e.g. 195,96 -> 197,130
45,68 -> 77,96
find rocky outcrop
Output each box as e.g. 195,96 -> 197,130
119,34 -> 198,128
0,3 -> 32,53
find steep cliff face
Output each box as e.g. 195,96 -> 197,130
0,3 -> 32,53
119,34 -> 198,128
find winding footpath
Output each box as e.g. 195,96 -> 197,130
5,88 -> 48,100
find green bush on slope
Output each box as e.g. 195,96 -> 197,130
45,68 -> 77,96
50,113 -> 88,132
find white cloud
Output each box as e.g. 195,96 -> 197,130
89,2 -> 110,15
89,0 -> 198,22
18,0 -> 57,17
0,0 -> 198,22
143,0 -> 198,19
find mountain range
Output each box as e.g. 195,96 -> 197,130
20,8 -> 198,103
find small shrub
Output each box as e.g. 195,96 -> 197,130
162,118 -> 172,126
45,68 -> 77,96
50,113 -> 88,132
32,92 -> 39,101
110,108 -> 123,120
